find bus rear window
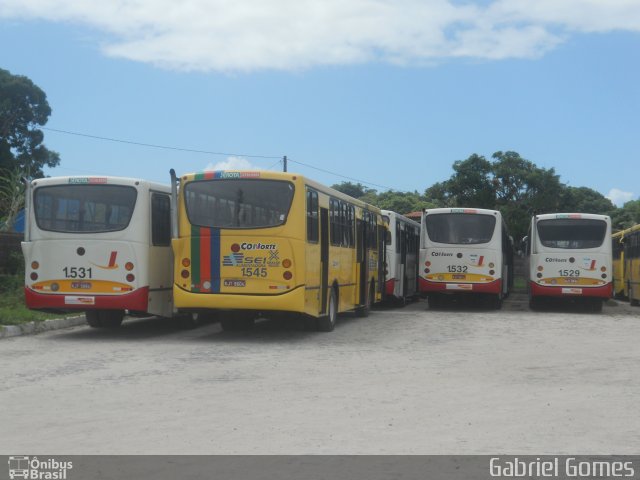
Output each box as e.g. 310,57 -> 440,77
537,219 -> 607,249
425,213 -> 496,245
34,185 -> 137,233
185,179 -> 295,229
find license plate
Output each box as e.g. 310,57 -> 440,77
452,274 -> 466,280
71,282 -> 92,289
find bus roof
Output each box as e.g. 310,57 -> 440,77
381,210 -> 420,226
534,213 -> 611,222
31,175 -> 169,192
423,207 -> 502,217
178,170 -> 382,213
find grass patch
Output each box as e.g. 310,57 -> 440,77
0,274 -> 60,325
513,276 -> 527,291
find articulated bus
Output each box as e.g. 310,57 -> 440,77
418,208 -> 514,308
169,170 -> 386,332
526,213 -> 612,312
623,224 -> 640,306
381,210 -> 420,303
22,176 -> 174,328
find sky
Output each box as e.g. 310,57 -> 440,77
1,0 -> 639,206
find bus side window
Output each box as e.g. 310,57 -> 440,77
306,189 -> 319,243
152,193 -> 171,246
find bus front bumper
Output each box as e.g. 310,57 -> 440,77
529,281 -> 613,299
173,284 -> 306,313
418,277 -> 502,295
24,286 -> 149,311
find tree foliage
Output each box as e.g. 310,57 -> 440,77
0,68 -> 60,178
0,167 -> 25,232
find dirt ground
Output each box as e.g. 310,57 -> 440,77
1,295 -> 639,454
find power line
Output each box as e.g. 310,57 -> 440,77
42,127 -> 282,160
42,126 -> 408,192
287,158 -> 400,192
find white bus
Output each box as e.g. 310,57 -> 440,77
526,213 -> 612,312
419,208 -> 514,308
381,210 -> 420,303
22,176 -> 174,327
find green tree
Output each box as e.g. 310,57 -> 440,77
425,154 -> 494,208
0,167 -> 25,232
331,182 -> 377,199
560,186 -> 615,215
611,199 -> 640,230
0,68 -> 60,178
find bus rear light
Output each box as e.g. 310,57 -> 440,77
489,270 -> 495,276
537,273 -> 543,278
424,268 -> 430,274
282,259 -> 292,269
182,258 -> 191,268
601,274 -> 607,279
600,266 -> 607,272
31,261 -> 39,270
126,274 -> 135,282
125,262 -> 134,271
425,261 -> 431,267
181,270 -> 190,279
283,271 -> 293,281
231,244 -> 241,253
488,262 -> 495,268
537,266 -> 544,272
30,272 -> 38,281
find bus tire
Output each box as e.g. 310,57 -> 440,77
101,310 -> 124,328
491,294 -> 503,310
590,299 -> 604,313
529,296 -> 540,311
317,288 -> 338,332
85,310 -> 103,328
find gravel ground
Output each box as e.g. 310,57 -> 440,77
1,295 -> 639,454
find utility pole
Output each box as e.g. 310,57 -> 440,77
283,156 -> 288,172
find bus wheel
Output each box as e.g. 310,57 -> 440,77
356,283 -> 374,317
101,310 -> 124,328
529,296 -> 540,311
589,298 -> 604,313
317,288 -> 338,332
85,310 -> 103,328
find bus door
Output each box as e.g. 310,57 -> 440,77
357,214 -> 368,306
320,207 -> 329,314
400,225 -> 408,296
377,223 -> 386,296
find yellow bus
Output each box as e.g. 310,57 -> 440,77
612,229 -> 627,299
169,169 -> 386,331
623,224 -> 640,306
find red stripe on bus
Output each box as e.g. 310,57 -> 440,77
200,227 -> 212,290
108,251 -> 118,267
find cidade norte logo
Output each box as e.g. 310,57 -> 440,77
8,456 -> 73,480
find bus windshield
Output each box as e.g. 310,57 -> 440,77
425,213 -> 496,245
34,185 -> 137,233
537,218 -> 607,249
185,179 -> 295,229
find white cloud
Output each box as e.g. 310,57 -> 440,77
204,156 -> 262,171
606,188 -> 636,207
1,0 -> 640,71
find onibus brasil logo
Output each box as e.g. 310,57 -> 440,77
8,456 -> 73,479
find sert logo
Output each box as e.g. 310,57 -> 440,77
8,456 -> 73,479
